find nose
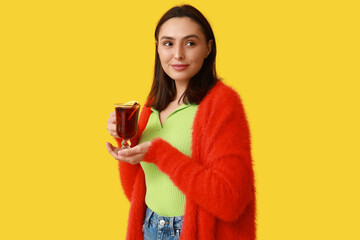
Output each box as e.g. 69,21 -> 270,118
174,45 -> 185,60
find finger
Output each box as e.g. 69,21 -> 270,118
118,145 -> 142,157
109,131 -> 119,138
106,142 -> 120,159
108,111 -> 115,121
107,112 -> 116,122
118,154 -> 144,165
106,142 -> 116,153
107,124 -> 116,132
105,144 -> 142,164
107,116 -> 116,124
106,142 -> 133,163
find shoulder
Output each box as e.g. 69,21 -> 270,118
193,80 -> 250,142
194,80 -> 249,128
200,81 -> 244,109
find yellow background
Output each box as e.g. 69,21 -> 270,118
1,0 -> 359,239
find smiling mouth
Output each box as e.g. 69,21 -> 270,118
171,64 -> 189,71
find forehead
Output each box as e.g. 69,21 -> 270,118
158,17 -> 205,39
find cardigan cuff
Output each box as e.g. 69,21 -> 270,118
144,138 -> 169,164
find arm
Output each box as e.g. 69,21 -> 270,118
115,138 -> 141,201
110,105 -> 151,201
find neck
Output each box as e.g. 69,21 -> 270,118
174,79 -> 189,104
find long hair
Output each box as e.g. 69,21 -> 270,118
146,4 -> 220,111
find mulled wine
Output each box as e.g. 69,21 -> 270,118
115,102 -> 140,148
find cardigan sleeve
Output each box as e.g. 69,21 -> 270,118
143,87 -> 255,222
115,138 -> 141,201
115,104 -> 151,202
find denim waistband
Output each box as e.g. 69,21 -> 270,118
143,207 -> 184,237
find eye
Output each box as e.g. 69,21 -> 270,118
186,41 -> 196,46
163,41 -> 173,46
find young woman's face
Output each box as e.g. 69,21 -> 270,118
157,17 -> 213,83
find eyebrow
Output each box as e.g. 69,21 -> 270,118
160,34 -> 200,40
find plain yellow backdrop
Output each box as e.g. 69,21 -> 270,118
1,0 -> 359,239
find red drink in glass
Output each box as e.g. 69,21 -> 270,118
115,102 -> 140,148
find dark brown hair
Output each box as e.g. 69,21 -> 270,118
146,4 -> 220,111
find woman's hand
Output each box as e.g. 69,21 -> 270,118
107,111 -> 119,138
106,141 -> 152,165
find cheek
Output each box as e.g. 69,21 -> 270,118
195,47 -> 208,60
191,50 -> 206,66
158,49 -> 171,65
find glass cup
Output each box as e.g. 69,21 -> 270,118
114,102 -> 140,148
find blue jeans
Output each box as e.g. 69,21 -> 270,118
142,207 -> 184,240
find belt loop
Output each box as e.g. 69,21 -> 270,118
170,217 -> 175,236
144,208 -> 154,228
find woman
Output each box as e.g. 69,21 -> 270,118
106,4 -> 256,240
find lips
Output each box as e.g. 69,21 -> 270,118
171,64 -> 189,71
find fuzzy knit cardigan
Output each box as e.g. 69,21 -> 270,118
116,81 -> 256,240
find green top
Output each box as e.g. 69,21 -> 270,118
139,103 -> 198,217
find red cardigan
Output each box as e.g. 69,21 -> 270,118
116,81 -> 256,240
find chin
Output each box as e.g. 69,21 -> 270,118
168,72 -> 195,82
171,77 -> 192,82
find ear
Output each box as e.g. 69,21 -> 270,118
155,41 -> 159,54
205,39 -> 213,58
